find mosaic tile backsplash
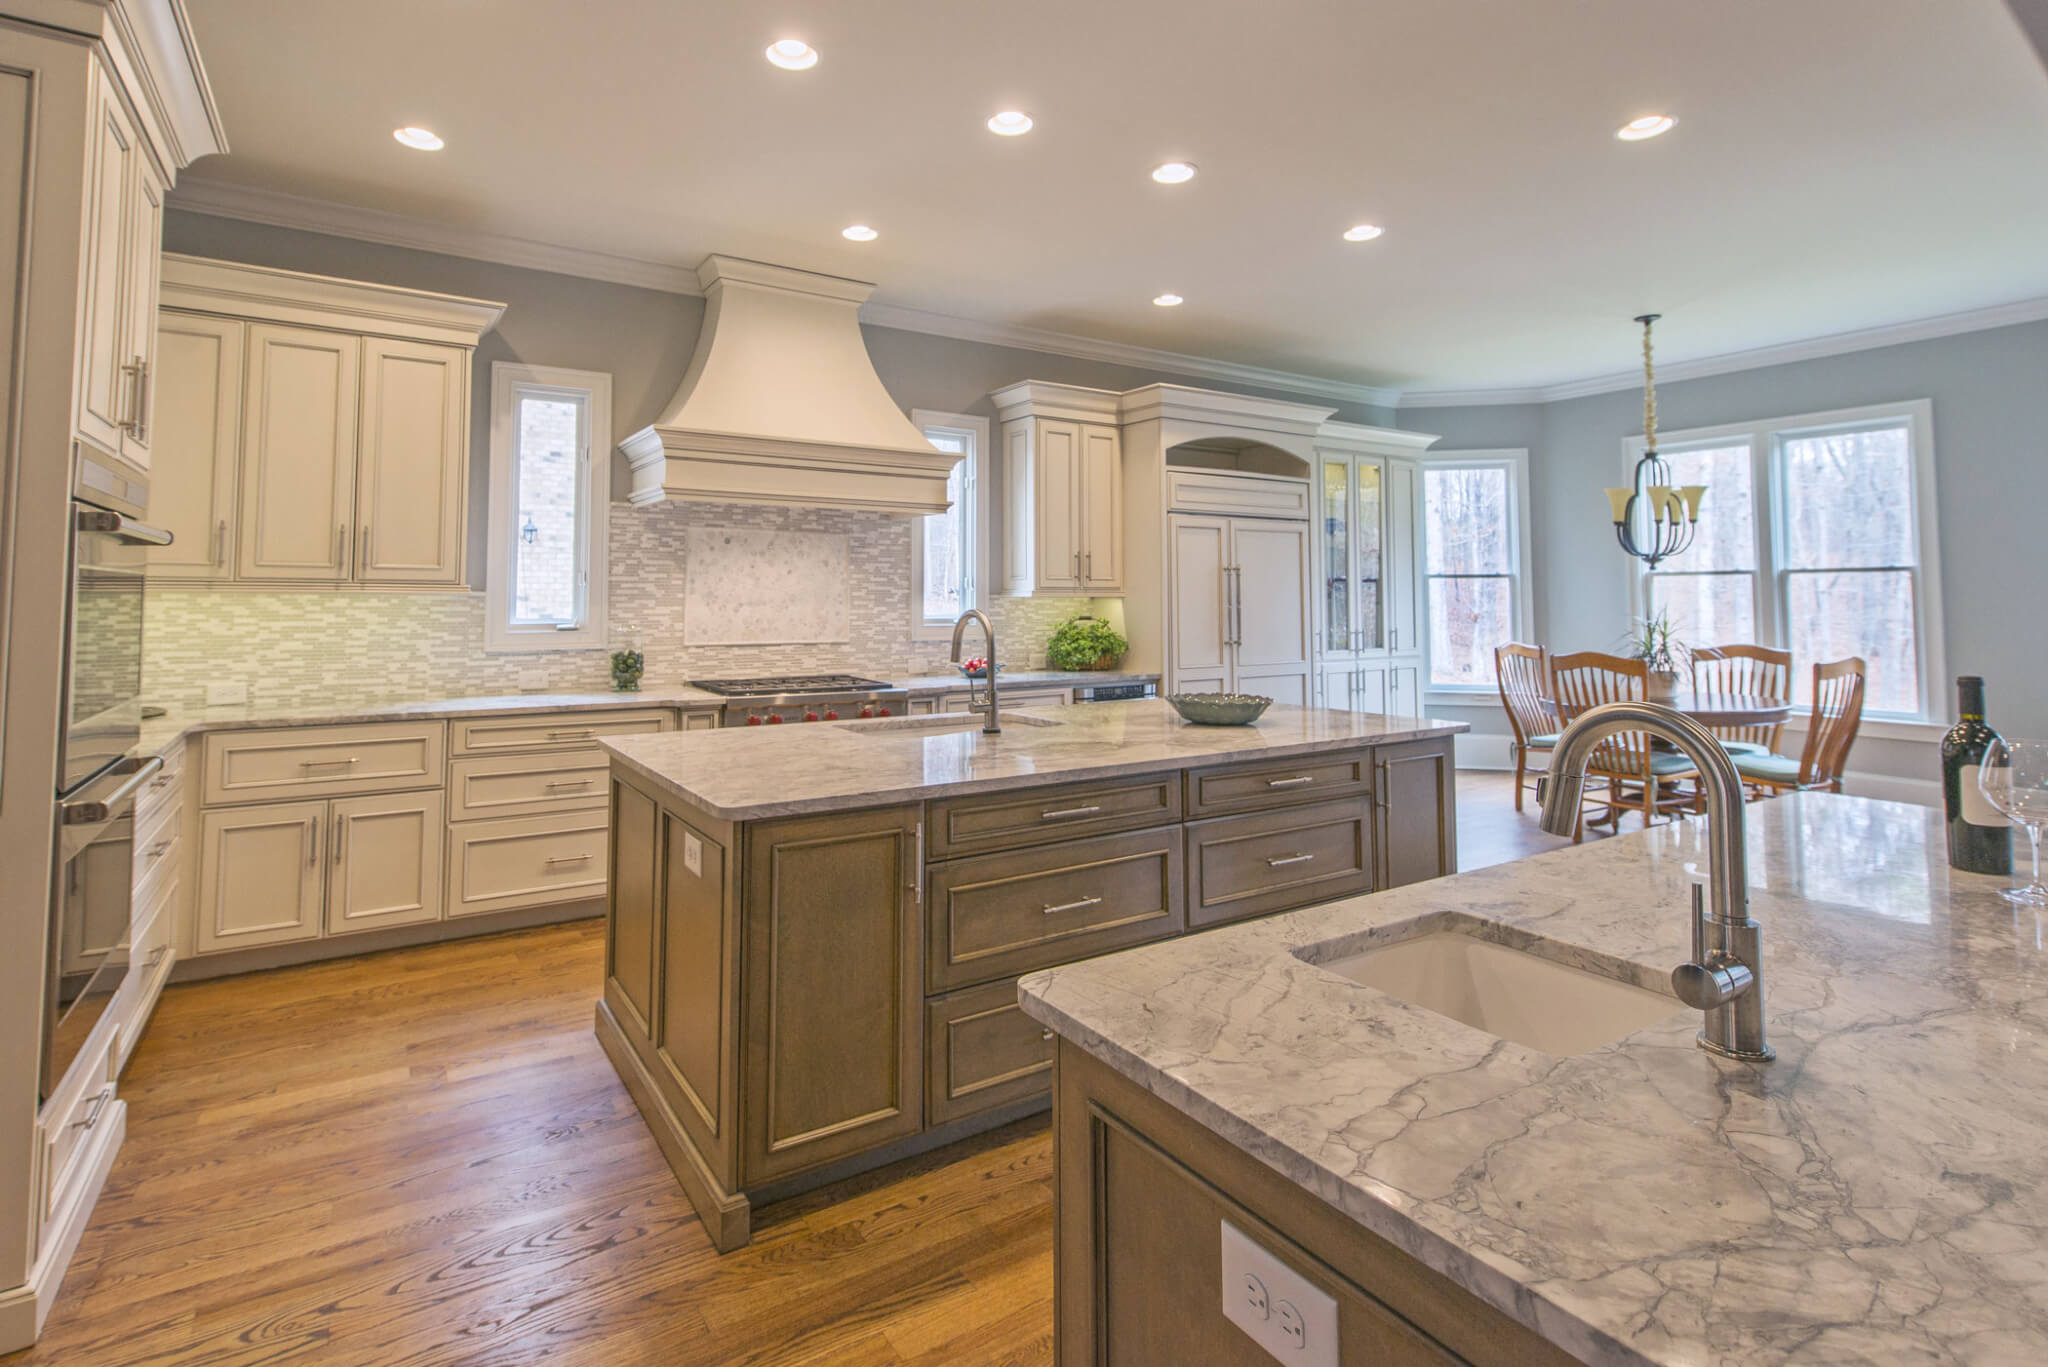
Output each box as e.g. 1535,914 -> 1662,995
142,499 -> 1113,709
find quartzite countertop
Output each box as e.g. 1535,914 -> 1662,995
597,698 -> 1467,822
1018,794 -> 2048,1366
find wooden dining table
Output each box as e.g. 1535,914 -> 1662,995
1541,692 -> 1793,729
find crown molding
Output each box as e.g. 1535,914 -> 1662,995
1399,294 -> 2048,409
161,253 -> 505,345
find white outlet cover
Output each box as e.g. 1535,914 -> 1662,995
205,681 -> 249,706
1220,1220 -> 1337,1367
516,668 -> 549,692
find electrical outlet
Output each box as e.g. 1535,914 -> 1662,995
516,668 -> 549,692
205,681 -> 248,706
1220,1221 -> 1337,1366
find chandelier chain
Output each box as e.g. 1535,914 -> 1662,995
1642,316 -> 1658,454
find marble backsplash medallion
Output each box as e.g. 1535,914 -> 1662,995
142,498 -> 1108,710
682,526 -> 849,645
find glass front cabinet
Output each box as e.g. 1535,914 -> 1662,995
1314,428 -> 1433,718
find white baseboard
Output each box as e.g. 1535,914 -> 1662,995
1453,734 -> 1515,771
0,1099 -> 127,1351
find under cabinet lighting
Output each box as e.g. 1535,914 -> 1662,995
766,39 -> 819,70
1616,115 -> 1675,141
1342,224 -> 1384,242
392,127 -> 444,151
987,110 -> 1034,136
842,224 -> 879,241
1153,293 -> 1184,307
1150,161 -> 1197,184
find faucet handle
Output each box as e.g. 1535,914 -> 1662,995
1690,880 -> 1707,963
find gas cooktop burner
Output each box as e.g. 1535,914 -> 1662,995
690,674 -> 896,697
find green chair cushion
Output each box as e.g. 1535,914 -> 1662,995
1733,752 -> 1803,784
1648,751 -> 1701,776
1718,740 -> 1770,757
1525,732 -> 1561,748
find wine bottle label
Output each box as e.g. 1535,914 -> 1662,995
1959,765 -> 2007,827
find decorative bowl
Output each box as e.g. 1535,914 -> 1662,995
1164,692 -> 1272,726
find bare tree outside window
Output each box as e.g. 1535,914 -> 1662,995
1424,465 -> 1520,686
1644,442 -> 1755,649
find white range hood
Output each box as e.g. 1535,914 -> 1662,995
619,256 -> 959,516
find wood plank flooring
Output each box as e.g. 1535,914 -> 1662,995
6,771 -> 1582,1366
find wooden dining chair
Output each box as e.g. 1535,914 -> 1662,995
1691,644 -> 1792,757
1494,642 -> 1558,811
1734,657 -> 1866,796
1550,651 -> 1702,839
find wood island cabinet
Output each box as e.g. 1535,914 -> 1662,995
597,731 -> 1458,1252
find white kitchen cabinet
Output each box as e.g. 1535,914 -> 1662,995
73,68 -> 140,459
326,791 -> 445,936
1077,423 -> 1124,589
355,338 -> 468,585
1167,512 -> 1311,701
119,155 -> 165,470
1314,426 -> 1437,719
195,800 -> 327,953
146,312 -> 243,580
237,323 -> 359,582
999,410 -> 1124,596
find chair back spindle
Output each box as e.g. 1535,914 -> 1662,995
1495,643 -> 1554,750
1692,644 -> 1792,752
1550,651 -> 1652,780
1798,657 -> 1866,790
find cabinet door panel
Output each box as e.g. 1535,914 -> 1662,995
1318,663 -> 1356,712
356,338 -> 466,584
1078,423 -> 1123,590
1378,738 -> 1457,889
1231,517 -> 1312,704
1388,661 -> 1422,718
146,313 -> 243,580
1168,515 -> 1229,692
75,73 -> 136,455
196,801 -> 325,953
742,806 -> 922,1184
1035,419 -> 1084,591
120,155 -> 164,469
1387,460 -> 1420,657
327,790 -> 444,936
1353,663 -> 1390,715
608,781 -> 661,1035
238,324 -> 357,580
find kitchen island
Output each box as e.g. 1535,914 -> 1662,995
594,698 -> 1465,1249
1020,793 -> 2048,1365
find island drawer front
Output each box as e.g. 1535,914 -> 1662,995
447,750 -> 610,822
927,774 -> 1182,858
927,826 -> 1185,993
1185,800 -> 1373,929
202,723 -> 446,805
1184,749 -> 1373,818
450,709 -> 672,755
925,980 -> 1055,1126
445,811 -> 609,917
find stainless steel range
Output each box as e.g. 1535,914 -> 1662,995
691,674 -> 909,727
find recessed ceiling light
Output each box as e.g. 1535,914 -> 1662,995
1615,114 -> 1675,141
765,38 -> 818,70
842,224 -> 878,242
1342,224 -> 1384,242
1150,161 -> 1197,185
392,126 -> 444,151
987,110 -> 1034,136
1153,293 -> 1183,307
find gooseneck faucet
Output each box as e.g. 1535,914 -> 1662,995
949,609 -> 1001,734
1537,702 -> 1773,1062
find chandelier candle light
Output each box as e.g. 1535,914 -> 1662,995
1606,314 -> 1706,569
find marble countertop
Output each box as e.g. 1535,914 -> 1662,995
130,672 -> 1163,758
599,698 -> 1466,822
1019,795 -> 2048,1366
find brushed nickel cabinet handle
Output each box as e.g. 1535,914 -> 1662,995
1040,804 -> 1103,820
146,945 -> 167,968
1266,776 -> 1314,789
118,360 -> 143,432
548,728 -> 596,740
307,815 -> 319,866
301,757 -> 358,771
73,1090 -> 110,1131
545,853 -> 593,866
1040,1029 -> 1054,1042
333,816 -> 344,865
360,524 -> 370,570
214,519 -> 227,567
335,523 -> 348,570
1041,895 -> 1104,916
545,778 -> 594,790
135,359 -> 151,444
145,839 -> 170,860
1265,852 -> 1316,868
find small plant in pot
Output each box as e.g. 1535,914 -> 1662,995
1046,614 -> 1129,673
1622,608 -> 1688,703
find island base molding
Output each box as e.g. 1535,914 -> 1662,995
1052,1043 -> 1581,1367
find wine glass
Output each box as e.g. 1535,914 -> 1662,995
1978,738 -> 2048,905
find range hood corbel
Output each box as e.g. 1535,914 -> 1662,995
619,255 -> 959,516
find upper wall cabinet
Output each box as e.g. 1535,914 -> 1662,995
992,382 -> 1124,596
150,256 -> 504,589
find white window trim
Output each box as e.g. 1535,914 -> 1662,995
1420,448 -> 1535,696
485,362 -> 612,653
1624,399 -> 1944,724
908,408 -> 989,640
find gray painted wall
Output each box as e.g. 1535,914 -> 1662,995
1404,317 -> 2048,785
161,210 -> 1395,589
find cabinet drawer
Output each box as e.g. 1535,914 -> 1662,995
928,826 -> 1184,993
446,810 -> 608,917
1184,749 -> 1372,818
926,980 -> 1055,1126
450,708 -> 671,755
132,793 -> 182,881
131,824 -> 180,914
203,722 -> 445,805
113,883 -> 176,1071
134,741 -> 184,824
1185,800 -> 1373,929
41,1038 -> 116,1226
929,773 -> 1181,858
448,750 -> 609,822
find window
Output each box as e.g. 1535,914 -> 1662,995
1629,401 -> 1942,721
1422,451 -> 1532,689
486,364 -> 611,652
910,409 -> 987,638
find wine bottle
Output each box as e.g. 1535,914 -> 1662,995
1942,676 -> 2012,875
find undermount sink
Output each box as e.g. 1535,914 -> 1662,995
853,712 -> 1064,735
1318,930 -> 1687,1055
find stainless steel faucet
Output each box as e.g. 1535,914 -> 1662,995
948,609 -> 1001,734
1537,701 -> 1773,1062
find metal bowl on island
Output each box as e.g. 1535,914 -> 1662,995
1165,692 -> 1272,726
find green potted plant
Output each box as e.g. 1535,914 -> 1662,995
1622,608 -> 1688,703
1046,614 -> 1129,673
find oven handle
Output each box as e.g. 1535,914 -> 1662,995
75,507 -> 173,547
60,755 -> 164,827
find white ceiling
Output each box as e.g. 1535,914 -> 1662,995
176,0 -> 2048,396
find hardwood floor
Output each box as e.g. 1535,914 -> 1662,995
7,770 -> 1582,1366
